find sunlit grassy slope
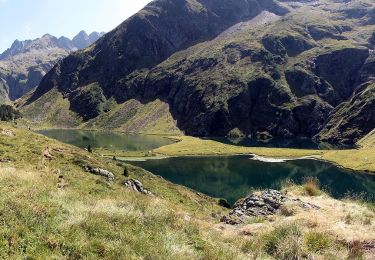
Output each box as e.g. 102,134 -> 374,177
17,88 -> 82,128
358,129 -> 375,149
0,123 -> 374,259
83,98 -> 183,135
18,91 -> 183,135
0,122 -> 235,259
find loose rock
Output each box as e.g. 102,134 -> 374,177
57,175 -> 67,189
85,165 -> 115,181
123,179 -> 153,196
1,129 -> 14,137
43,147 -> 53,160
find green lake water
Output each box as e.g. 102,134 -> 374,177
130,156 -> 375,205
39,129 -> 375,205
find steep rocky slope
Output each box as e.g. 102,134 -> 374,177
20,0 -> 375,144
0,31 -> 104,101
317,82 -> 375,144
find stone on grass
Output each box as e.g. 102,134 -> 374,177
85,165 -> 115,181
123,179 -> 153,196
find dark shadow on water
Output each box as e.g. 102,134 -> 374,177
209,137 -> 352,150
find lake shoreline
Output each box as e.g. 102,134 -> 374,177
154,136 -> 375,174
117,153 -> 373,178
36,128 -> 375,175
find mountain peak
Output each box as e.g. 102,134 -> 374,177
88,31 -> 105,42
72,30 -> 101,49
76,30 -> 88,37
0,30 -> 105,100
42,33 -> 53,38
0,31 -> 105,61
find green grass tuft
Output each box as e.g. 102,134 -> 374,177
305,231 -> 332,253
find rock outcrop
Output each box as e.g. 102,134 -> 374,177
316,82 -> 375,144
221,190 -> 319,225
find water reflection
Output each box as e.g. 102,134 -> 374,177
38,129 -> 174,151
210,137 -> 350,150
131,156 -> 375,205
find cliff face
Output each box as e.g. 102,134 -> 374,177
0,31 -> 104,101
316,83 -> 375,144
30,0 -> 288,100
20,0 -> 375,144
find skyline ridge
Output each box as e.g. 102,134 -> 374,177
0,0 -> 153,52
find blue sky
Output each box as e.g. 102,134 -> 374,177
0,0 -> 153,52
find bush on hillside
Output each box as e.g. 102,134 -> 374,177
0,105 -> 21,121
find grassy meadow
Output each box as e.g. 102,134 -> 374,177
0,123 -> 374,259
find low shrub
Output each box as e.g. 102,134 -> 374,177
0,105 -> 21,121
344,213 -> 353,224
362,216 -> 372,225
124,167 -> 129,177
275,232 -> 305,260
303,177 -> 321,196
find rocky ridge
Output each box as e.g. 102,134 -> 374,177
0,31 -> 104,101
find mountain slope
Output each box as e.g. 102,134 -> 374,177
0,31 -> 104,101
21,0 -> 375,144
317,82 -> 375,144
26,0 -> 288,102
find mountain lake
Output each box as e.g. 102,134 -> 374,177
39,129 -> 375,205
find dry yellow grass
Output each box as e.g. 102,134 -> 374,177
217,185 -> 375,259
303,178 -> 322,196
281,187 -> 375,242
